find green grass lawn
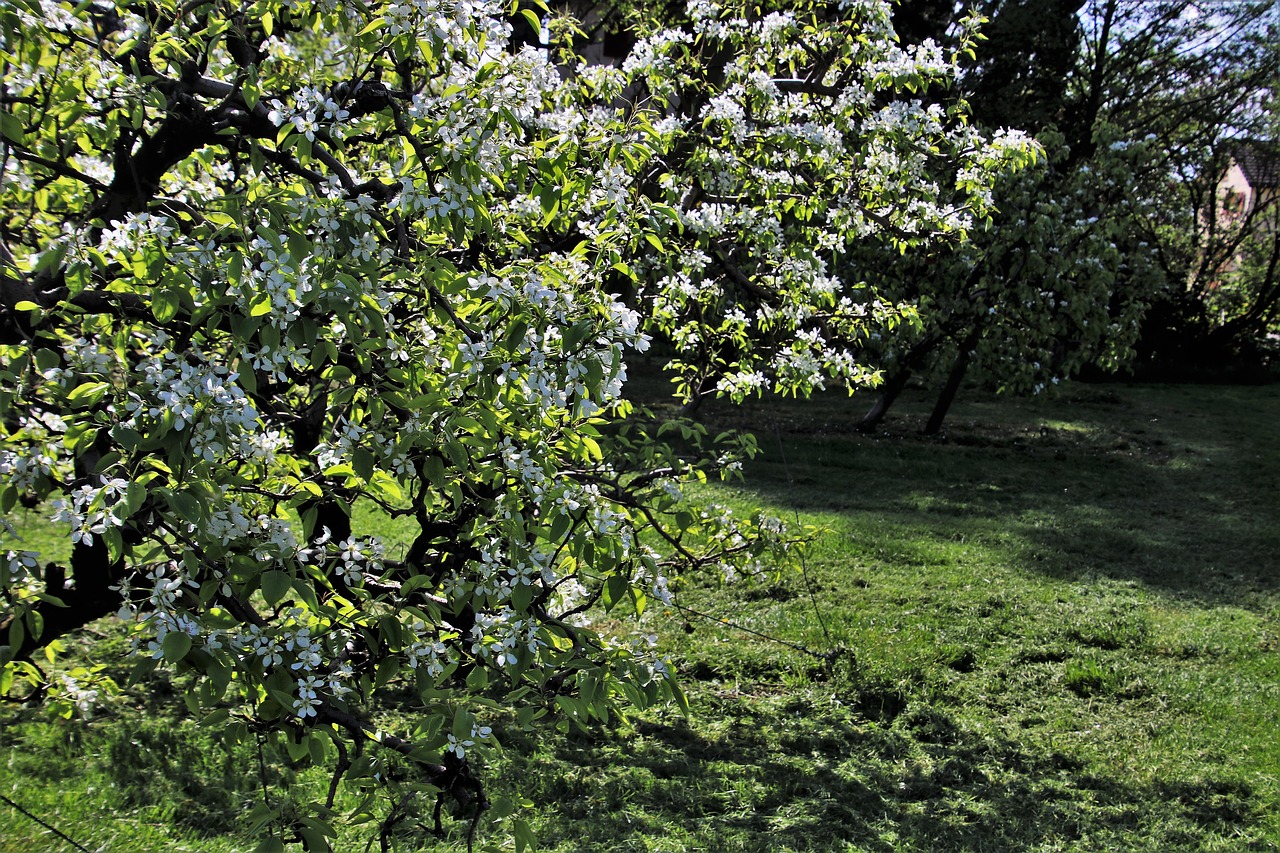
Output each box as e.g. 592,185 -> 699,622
3,381 -> 1279,851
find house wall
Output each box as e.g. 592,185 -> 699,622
1218,161 -> 1253,220
1206,156 -> 1280,290
1216,159 -> 1277,233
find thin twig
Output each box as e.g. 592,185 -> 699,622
0,792 -> 95,853
772,420 -> 834,646
664,599 -> 830,661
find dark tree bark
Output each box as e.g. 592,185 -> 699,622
923,325 -> 983,436
1,531 -> 127,665
855,331 -> 944,432
855,366 -> 913,432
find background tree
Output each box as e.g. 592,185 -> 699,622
619,0 -> 1036,409
1131,82 -> 1280,369
849,0 -> 1150,432
0,0 -> 1027,847
853,0 -> 1278,433
1062,0 -> 1280,375
852,126 -> 1164,433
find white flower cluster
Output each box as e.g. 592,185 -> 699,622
335,536 -> 385,585
0,520 -> 41,594
459,536 -> 552,601
404,624 -> 457,677
58,672 -> 101,718
4,546 -> 39,588
701,93 -> 750,144
575,63 -> 627,101
120,350 -> 286,465
446,722 -> 493,759
242,230 -> 316,328
0,433 -> 56,493
622,29 -> 694,98
108,563 -> 203,657
49,476 -> 131,548
227,611 -> 358,719
469,608 -> 544,666
267,86 -> 351,141
453,269 -> 643,419
314,417 -> 410,477
97,212 -> 176,258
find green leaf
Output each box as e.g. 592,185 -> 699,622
112,425 -> 143,450
602,574 -> 629,612
369,470 -> 403,503
25,609 -> 42,644
261,570 -> 292,606
284,735 -> 309,761
356,16 -> 386,36
489,796 -> 514,820
444,439 -> 468,470
548,510 -> 572,543
561,320 -> 593,351
167,491 -> 202,524
519,8 -> 542,33
152,288 -> 180,322
352,447 -> 375,482
162,630 -> 192,662
452,707 -> 474,741
103,527 -> 123,563
33,348 -> 60,372
307,732 -> 329,765
122,480 -> 147,516
510,581 -> 533,613
297,827 -> 329,850
374,657 -> 401,689
241,68 -> 261,109
0,112 -> 23,144
66,381 -> 110,408
423,455 -> 446,487
514,817 -> 537,853
466,666 -> 489,690
201,708 -> 231,727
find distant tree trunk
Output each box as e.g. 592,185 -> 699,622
923,326 -> 983,435
856,331 -> 944,432
2,437 -> 129,664
855,367 -> 912,432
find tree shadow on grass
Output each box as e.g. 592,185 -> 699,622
530,382 -> 1280,850
507,696 -> 1265,852
717,385 -> 1280,613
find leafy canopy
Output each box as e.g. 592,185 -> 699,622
0,0 -> 1031,846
